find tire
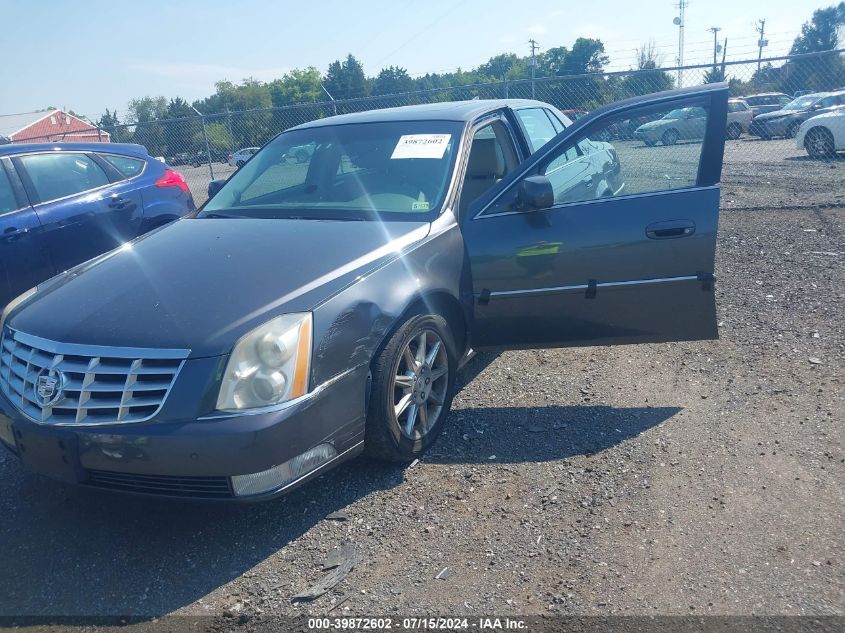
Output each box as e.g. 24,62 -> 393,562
661,129 -> 680,146
644,140 -> 657,147
804,127 -> 835,159
726,123 -> 742,140
785,121 -> 800,139
236,160 -> 245,168
364,313 -> 457,462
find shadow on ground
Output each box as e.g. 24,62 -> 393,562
0,352 -> 679,617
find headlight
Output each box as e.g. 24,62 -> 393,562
216,313 -> 312,411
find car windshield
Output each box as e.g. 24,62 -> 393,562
782,95 -> 821,111
202,120 -> 463,221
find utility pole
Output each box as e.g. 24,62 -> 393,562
674,0 -> 688,88
755,19 -> 768,74
529,39 -> 539,99
191,105 -> 214,181
708,26 -> 722,73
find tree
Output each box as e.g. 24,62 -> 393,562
785,3 -> 845,92
164,97 -> 200,155
703,68 -> 726,83
323,54 -> 369,100
621,40 -> 674,97
268,68 -> 323,106
790,2 -> 845,54
560,38 -> 609,75
127,96 -> 168,156
478,53 -> 524,80
97,109 -> 129,143
372,66 -> 414,95
127,96 -> 168,123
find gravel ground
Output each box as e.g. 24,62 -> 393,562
0,146 -> 843,627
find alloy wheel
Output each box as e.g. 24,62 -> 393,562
392,329 -> 449,440
806,129 -> 834,159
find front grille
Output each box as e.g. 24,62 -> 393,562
0,328 -> 189,425
86,469 -> 233,498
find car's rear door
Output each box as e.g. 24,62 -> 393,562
12,151 -> 143,273
461,83 -> 728,349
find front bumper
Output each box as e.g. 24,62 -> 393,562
750,117 -> 790,137
0,364 -> 367,501
633,129 -> 659,143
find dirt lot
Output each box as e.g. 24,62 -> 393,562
0,138 -> 842,627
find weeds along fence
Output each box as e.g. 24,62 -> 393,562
8,49 -> 845,208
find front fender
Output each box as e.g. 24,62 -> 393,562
309,214 -> 467,386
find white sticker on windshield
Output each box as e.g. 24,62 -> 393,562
391,134 -> 451,159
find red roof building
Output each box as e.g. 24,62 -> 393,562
0,110 -> 110,144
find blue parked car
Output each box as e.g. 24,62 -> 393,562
0,143 -> 195,306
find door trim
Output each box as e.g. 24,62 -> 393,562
487,274 -> 701,298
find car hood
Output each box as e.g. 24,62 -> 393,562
9,217 -> 430,357
803,108 -> 845,123
755,109 -> 802,121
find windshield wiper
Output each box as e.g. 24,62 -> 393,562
202,212 -> 247,219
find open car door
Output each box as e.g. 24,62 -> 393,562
461,83 -> 728,349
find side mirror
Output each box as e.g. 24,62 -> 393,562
207,179 -> 226,198
517,175 -> 554,211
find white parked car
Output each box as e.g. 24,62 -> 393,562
727,99 -> 753,139
796,108 -> 845,158
229,146 -> 260,168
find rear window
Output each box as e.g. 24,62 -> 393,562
100,154 -> 145,178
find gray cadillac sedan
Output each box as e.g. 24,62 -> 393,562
0,84 -> 728,500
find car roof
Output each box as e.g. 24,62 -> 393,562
289,99 -> 554,130
743,92 -> 789,98
0,142 -> 150,158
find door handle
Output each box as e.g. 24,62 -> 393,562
646,220 -> 696,239
2,226 -> 28,243
108,195 -> 130,209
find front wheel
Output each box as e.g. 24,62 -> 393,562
661,129 -> 680,146
805,127 -> 835,159
236,160 -> 245,168
364,314 -> 457,462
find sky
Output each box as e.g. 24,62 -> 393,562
0,0 -> 822,121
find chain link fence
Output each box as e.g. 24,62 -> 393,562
10,49 -> 845,209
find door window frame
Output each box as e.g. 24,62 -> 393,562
11,151 -> 116,206
0,158 -> 30,215
453,111 -> 524,221
469,88 -> 728,221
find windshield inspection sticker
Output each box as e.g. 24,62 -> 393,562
391,134 -> 451,159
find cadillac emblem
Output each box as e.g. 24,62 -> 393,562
34,368 -> 65,407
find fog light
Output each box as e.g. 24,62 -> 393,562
230,443 -> 337,497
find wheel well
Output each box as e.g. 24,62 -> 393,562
805,126 -> 833,143
399,292 -> 468,359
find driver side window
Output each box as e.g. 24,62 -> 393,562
458,120 -> 518,217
